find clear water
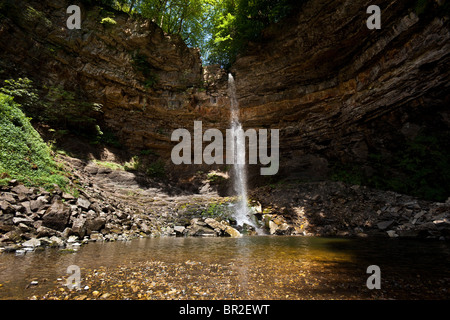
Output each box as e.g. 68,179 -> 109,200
1,236 -> 449,299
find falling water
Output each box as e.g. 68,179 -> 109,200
228,73 -> 255,229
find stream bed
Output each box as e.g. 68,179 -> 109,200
1,236 -> 449,300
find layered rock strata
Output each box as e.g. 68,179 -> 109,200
1,0 -> 448,186
0,0 -> 230,157
231,0 -> 450,181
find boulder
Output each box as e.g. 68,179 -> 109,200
36,226 -> 60,237
49,236 -> 64,247
13,217 -> 33,227
0,212 -> 14,224
174,225 -> 186,235
30,198 -> 48,212
22,238 -> 41,248
2,229 -> 23,242
386,230 -> 398,238
72,216 -> 87,238
139,222 -> 151,234
269,220 -> 278,235
62,192 -> 75,200
204,218 -> 224,231
187,224 -> 216,237
85,217 -> 106,235
276,223 -> 291,235
11,185 -> 32,196
89,232 -> 104,241
1,194 -> 16,205
377,220 -> 394,230
223,225 -> 242,238
204,218 -> 241,238
66,235 -> 79,243
42,199 -> 71,231
0,200 -> 15,215
0,222 -> 14,233
76,198 -> 91,210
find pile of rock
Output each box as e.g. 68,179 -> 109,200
0,180 -> 156,252
135,216 -> 242,238
0,176 -> 246,253
178,217 -> 241,238
374,201 -> 450,238
250,181 -> 450,239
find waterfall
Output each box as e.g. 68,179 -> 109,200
228,74 -> 255,230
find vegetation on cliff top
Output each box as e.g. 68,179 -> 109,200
88,0 -> 449,68
88,0 -> 306,67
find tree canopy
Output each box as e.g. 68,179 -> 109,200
92,0 -> 305,67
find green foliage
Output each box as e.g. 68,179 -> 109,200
95,128 -> 122,148
124,155 -> 140,171
146,160 -> 165,178
24,4 -> 52,28
132,53 -> 159,88
85,0 -> 305,66
0,93 -> 68,190
0,78 -> 104,137
138,0 -> 211,50
206,0 -> 306,67
42,85 -> 103,136
93,159 -> 125,171
201,202 -> 233,219
330,164 -> 364,186
0,78 -> 40,116
207,172 -> 227,184
331,132 -> 450,202
412,0 -> 450,17
414,0 -> 428,16
140,149 -> 159,156
100,16 -> 117,25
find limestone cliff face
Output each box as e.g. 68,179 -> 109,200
231,0 -> 450,182
0,0 -> 229,156
1,0 -> 449,191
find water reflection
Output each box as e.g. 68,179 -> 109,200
1,236 -> 449,299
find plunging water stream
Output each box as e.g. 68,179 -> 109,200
228,74 -> 256,230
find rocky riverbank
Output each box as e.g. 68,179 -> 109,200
0,179 -> 244,254
0,154 -> 247,253
249,181 -> 450,239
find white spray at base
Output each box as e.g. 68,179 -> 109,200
228,73 -> 259,232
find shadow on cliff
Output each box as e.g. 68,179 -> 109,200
40,129 -> 193,196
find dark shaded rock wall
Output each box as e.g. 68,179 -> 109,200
231,0 -> 450,184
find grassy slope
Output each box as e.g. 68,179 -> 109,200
0,93 -> 68,189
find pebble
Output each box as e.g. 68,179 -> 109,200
386,230 -> 398,238
15,249 -> 26,256
66,236 -> 79,243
